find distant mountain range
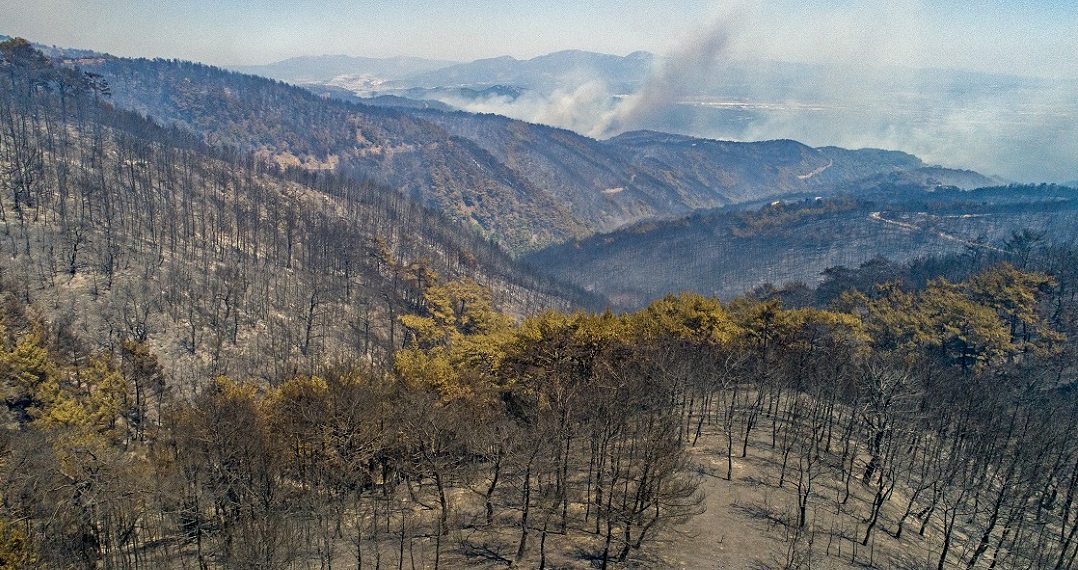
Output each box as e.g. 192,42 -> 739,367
228,50 -> 653,93
247,49 -> 1077,183
399,49 -> 654,92
230,54 -> 457,83
67,51 -> 1006,254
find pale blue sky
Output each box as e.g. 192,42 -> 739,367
3,0 -> 1077,78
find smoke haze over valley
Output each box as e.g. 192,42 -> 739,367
345,22 -> 1078,184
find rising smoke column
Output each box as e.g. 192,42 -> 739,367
595,20 -> 732,137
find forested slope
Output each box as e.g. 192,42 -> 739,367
5,243 -> 1078,568
527,187 -> 1078,309
0,39 -> 590,385
69,55 -> 584,250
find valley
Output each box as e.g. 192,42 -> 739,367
525,187 -> 1078,309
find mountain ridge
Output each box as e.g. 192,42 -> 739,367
47,42 -> 1002,254
229,54 -> 458,83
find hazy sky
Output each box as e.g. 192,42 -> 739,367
3,0 -> 1077,79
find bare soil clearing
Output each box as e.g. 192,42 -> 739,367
643,427 -> 940,570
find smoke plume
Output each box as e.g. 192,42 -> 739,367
424,9 -> 1078,183
595,22 -> 731,136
